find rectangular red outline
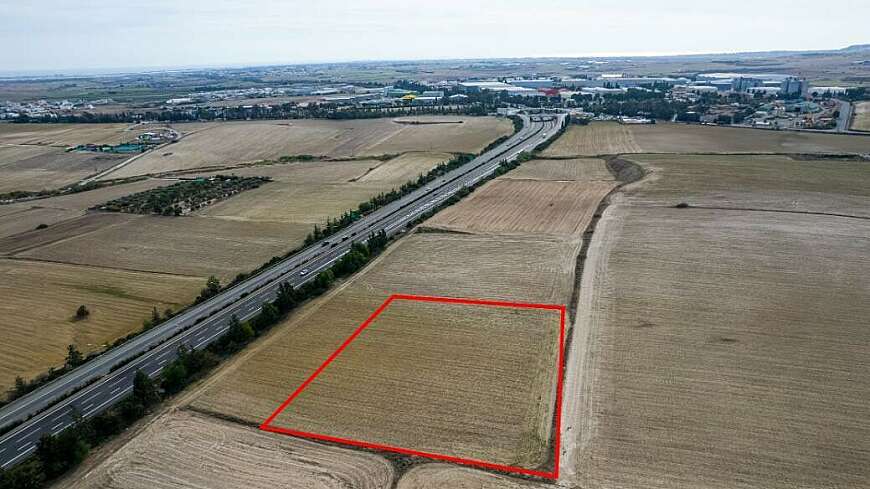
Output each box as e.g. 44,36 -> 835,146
260,293 -> 566,480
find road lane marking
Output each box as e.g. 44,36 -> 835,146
83,387 -> 131,418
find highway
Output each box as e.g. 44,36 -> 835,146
0,112 -> 564,468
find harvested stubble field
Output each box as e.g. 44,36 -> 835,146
19,215 -> 313,282
542,121 -> 870,157
198,153 -> 451,225
107,117 -> 512,178
61,410 -> 394,489
269,299 -> 561,470
852,101 -> 870,131
191,232 -> 575,469
621,154 -> 870,217
571,206 -> 870,489
397,464 -> 544,489
540,122 -> 642,156
501,157 -> 614,182
0,180 -> 173,240
0,123 -> 135,146
0,258 -> 201,390
0,145 -> 125,193
562,146 -> 870,488
426,179 -> 615,237
0,178 -> 173,240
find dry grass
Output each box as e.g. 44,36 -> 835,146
19,215 -> 312,282
543,122 -> 870,157
571,206 -> 870,489
502,157 -> 614,182
191,233 -> 574,469
851,101 -> 870,131
107,117 -> 512,178
0,259 -> 201,390
61,410 -> 393,489
426,179 -> 615,238
0,145 -> 125,192
622,154 -> 870,217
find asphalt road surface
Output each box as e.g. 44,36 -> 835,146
0,112 -> 564,468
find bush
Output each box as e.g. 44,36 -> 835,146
74,305 -> 90,320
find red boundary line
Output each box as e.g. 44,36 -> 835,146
259,293 -> 566,480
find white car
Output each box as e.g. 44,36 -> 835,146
300,268 -> 309,276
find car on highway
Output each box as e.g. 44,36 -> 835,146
300,268 -> 310,276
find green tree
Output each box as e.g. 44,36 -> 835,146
253,303 -> 280,331
160,362 -> 188,394
227,315 -> 254,344
36,428 -> 89,479
132,370 -> 160,407
65,344 -> 83,369
0,459 -> 46,489
75,305 -> 90,320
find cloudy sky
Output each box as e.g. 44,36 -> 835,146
2,0 -> 868,74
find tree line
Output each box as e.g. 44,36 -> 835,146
96,175 -> 270,216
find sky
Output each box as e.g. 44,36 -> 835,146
1,0 -> 868,75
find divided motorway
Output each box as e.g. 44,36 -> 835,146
0,112 -> 564,468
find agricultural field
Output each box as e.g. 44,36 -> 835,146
563,149 -> 870,488
426,155 -> 616,238
191,232 -> 575,469
0,178 -> 175,239
851,101 -> 870,131
105,117 -> 513,178
18,215 -> 312,281
0,123 -> 137,146
542,121 -> 870,157
397,464 -> 543,489
0,145 -> 125,193
540,122 -> 641,156
502,157 -> 614,182
61,410 -> 394,489
0,259 -> 201,390
269,299 -> 560,469
198,153 -> 451,225
621,154 -> 870,217
426,179 -> 615,237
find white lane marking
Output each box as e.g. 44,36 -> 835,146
16,443 -> 31,452
193,327 -> 230,349
51,422 -> 63,431
3,445 -> 34,467
83,387 -> 131,418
